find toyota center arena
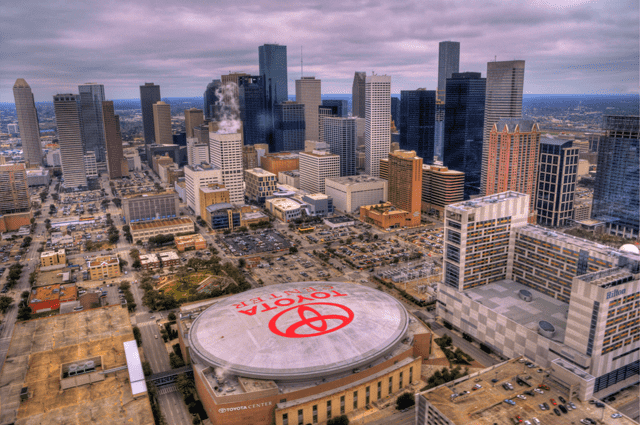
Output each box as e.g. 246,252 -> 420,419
184,282 -> 431,425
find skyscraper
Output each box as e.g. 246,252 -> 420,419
443,72 -> 486,198
153,101 -> 172,145
391,96 -> 400,129
321,100 -> 348,118
78,83 -> 106,162
203,79 -> 222,120
221,72 -> 250,103
238,75 -> 266,146
364,75 -> 391,177
259,44 -> 288,109
437,41 -> 460,103
536,138 -> 578,227
322,117 -> 357,177
388,150 -> 423,227
299,150 -> 340,194
102,100 -> 125,179
483,119 -> 540,223
295,77 -> 321,142
54,94 -> 87,189
184,108 -> 204,138
592,115 -> 639,238
482,60 -> 525,193
209,132 -> 244,204
140,83 -> 161,144
399,89 -> 436,164
12,79 -> 43,165
352,72 -> 366,118
0,163 -> 30,214
274,102 -> 305,152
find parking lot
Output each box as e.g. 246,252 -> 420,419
219,230 -> 293,256
401,228 -> 444,256
249,253 -> 341,284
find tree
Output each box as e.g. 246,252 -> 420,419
327,416 -> 349,425
168,312 -> 176,322
0,296 -> 13,314
21,290 -> 30,299
289,246 -> 298,254
132,259 -> 142,270
396,392 -> 415,410
142,361 -> 153,377
169,352 -> 185,369
133,326 -> 142,346
17,305 -> 32,321
238,258 -> 246,268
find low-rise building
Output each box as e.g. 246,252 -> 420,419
87,255 -> 120,280
40,249 -> 66,267
301,193 -> 333,216
265,198 -> 302,223
261,152 -> 299,175
278,170 -> 300,188
29,283 -> 77,313
421,162 -> 464,217
130,217 -> 195,243
325,175 -> 388,213
139,253 -> 160,270
359,202 -> 414,230
26,168 -> 51,187
175,234 -> 207,252
244,168 -> 278,204
158,251 -> 180,268
199,183 -> 230,219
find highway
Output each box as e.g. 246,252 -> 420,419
137,319 -> 170,373
619,399 -> 640,422
157,386 -> 193,425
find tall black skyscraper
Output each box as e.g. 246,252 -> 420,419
391,96 -> 401,129
399,89 -> 436,164
437,41 -> 460,103
351,72 -> 366,118
443,72 -> 486,199
259,44 -> 288,110
239,75 -> 266,146
322,100 -> 348,118
204,79 -> 222,120
592,115 -> 639,238
140,83 -> 161,145
274,102 -> 305,152
78,83 -> 106,162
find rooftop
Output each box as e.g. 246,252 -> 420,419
304,193 -> 329,200
0,307 -> 153,425
264,152 -> 299,160
205,202 -> 235,212
419,357 -> 636,425
30,284 -> 77,303
447,191 -> 527,211
494,118 -> 539,133
466,279 -> 569,344
130,217 -> 193,231
245,168 -> 276,177
267,198 -> 302,211
88,256 -> 119,268
139,253 -> 159,265
302,150 -> 339,158
158,251 -> 179,261
185,163 -> 221,172
540,136 -> 575,147
175,233 -> 206,242
326,175 -> 387,186
123,190 -> 176,199
423,164 -> 465,176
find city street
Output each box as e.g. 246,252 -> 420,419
137,320 -> 170,373
157,386 -> 193,425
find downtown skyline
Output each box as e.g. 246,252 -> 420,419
1,0 -> 638,102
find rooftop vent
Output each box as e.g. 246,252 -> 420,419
538,321 -> 556,338
519,289 -> 533,302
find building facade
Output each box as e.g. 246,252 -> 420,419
437,41 -> 460,103
184,108 -> 204,138
365,75 -> 391,177
536,138 -> 579,227
322,117 -> 357,177
261,152 -> 299,175
53,94 -> 87,189
12,78 -> 43,165
184,164 -> 223,216
87,255 -> 121,280
400,89 -> 436,163
295,77 -> 321,142
299,150 -> 340,195
351,72 -> 366,118
421,163 -> 464,217
322,100 -> 348,118
0,163 -> 30,214
78,83 -> 107,163
199,184 -> 230,219
152,101 -> 173,145
244,168 -> 278,204
140,83 -> 161,145
483,119 -> 540,223
203,80 -> 222,120
388,150 -> 423,227
274,102 -> 305,152
443,72 -> 485,198
325,175 -> 388,214
102,100 -> 126,179
130,217 -> 195,242
83,152 -> 98,178
239,75 -> 266,146
482,60 -> 525,193
122,191 -> 179,223
210,132 -> 244,204
592,115 -> 640,238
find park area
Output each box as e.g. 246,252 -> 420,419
156,271 -> 234,302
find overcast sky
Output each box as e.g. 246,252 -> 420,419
2,0 -> 638,102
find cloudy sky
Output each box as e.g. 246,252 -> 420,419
2,0 -> 638,102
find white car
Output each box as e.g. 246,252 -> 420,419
611,413 -> 622,419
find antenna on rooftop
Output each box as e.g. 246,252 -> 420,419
301,46 -> 303,79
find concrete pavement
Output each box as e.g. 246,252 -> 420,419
157,387 -> 193,425
138,321 -> 170,373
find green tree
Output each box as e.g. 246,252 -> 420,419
327,415 -> 349,425
289,246 -> 298,254
238,258 -> 246,268
396,392 -> 415,410
0,296 -> 13,314
133,326 -> 142,346
168,312 -> 176,322
169,352 -> 185,369
142,361 -> 153,377
17,305 -> 32,321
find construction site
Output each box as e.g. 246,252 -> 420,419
0,306 -> 154,425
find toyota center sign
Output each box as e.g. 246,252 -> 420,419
188,282 -> 409,381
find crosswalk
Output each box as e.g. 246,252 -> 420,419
157,385 -> 177,395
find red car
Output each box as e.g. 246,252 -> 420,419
550,398 -> 557,406
515,415 -> 523,423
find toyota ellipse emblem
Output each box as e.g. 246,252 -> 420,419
268,302 -> 354,338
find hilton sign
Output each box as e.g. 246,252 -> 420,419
606,288 -> 626,300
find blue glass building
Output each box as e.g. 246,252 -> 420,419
443,72 -> 485,199
399,89 -> 436,164
274,102 -> 305,152
203,79 -> 222,120
592,115 -> 639,238
322,99 -> 348,118
391,96 -> 400,128
259,45 -> 288,152
239,75 -> 266,146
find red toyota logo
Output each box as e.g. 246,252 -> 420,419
268,303 -> 354,338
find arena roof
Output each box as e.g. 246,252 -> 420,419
189,282 -> 409,381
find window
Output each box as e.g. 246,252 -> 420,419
377,381 -> 382,399
298,409 -> 303,425
312,405 -> 318,424
340,395 -> 345,414
282,413 -> 288,425
409,367 -> 413,384
399,371 -> 403,388
366,386 -> 370,405
353,391 -> 358,409
327,400 -> 332,419
389,376 -> 393,394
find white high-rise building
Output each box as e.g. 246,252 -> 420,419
364,75 -> 391,177
12,79 -> 43,165
83,152 -> 98,178
209,132 -> 244,204
299,150 -> 340,194
295,77 -> 321,142
322,117 -> 357,177
187,137 -> 210,167
54,94 -> 87,189
184,163 -> 223,216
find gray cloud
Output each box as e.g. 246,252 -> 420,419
1,0 -> 638,101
